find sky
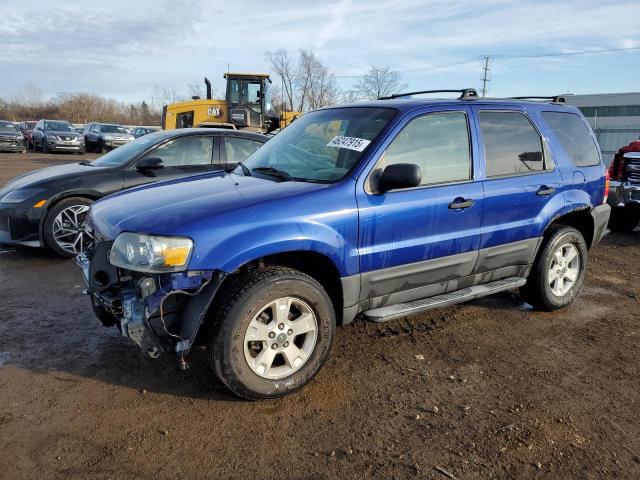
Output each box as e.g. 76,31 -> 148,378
1,0 -> 640,104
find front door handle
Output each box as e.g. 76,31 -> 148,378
537,186 -> 556,197
449,198 -> 475,209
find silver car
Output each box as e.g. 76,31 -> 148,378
84,123 -> 135,153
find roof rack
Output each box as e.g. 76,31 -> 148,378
379,88 -> 479,101
509,95 -> 567,103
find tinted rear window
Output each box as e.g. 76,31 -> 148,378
479,111 -> 545,177
542,111 -> 600,167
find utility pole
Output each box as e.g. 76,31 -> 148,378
481,56 -> 491,98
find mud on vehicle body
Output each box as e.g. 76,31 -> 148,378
80,89 -> 611,399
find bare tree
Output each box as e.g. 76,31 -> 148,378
341,89 -> 362,104
151,84 -> 180,111
299,51 -> 339,110
267,49 -> 296,112
354,65 -> 406,100
187,81 -> 207,99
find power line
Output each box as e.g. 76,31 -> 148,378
334,46 -> 640,80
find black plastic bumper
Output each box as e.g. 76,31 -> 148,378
0,203 -> 44,247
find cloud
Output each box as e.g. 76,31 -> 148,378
0,0 -> 639,101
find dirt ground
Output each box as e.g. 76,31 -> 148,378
0,152 -> 639,479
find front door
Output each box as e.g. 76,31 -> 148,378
122,134 -> 220,189
356,108 -> 483,305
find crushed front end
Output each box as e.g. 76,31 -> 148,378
78,232 -> 225,359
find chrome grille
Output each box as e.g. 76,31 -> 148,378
627,159 -> 640,183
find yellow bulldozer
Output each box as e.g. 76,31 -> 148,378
162,73 -> 299,134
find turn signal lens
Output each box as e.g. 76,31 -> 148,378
164,246 -> 191,267
604,168 -> 610,204
33,200 -> 47,208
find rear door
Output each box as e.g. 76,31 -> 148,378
356,107 -> 483,305
220,135 -> 264,169
122,134 -> 220,189
473,107 -> 564,273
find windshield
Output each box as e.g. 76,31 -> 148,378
0,122 -> 18,134
90,131 -> 164,167
45,121 -> 75,132
237,107 -> 396,183
100,125 -> 128,134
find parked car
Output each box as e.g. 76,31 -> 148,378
19,121 -> 37,149
131,127 -> 159,138
607,139 -> 640,232
0,129 -> 267,257
0,121 -> 27,153
32,120 -> 85,154
84,123 -> 135,153
79,90 -> 610,400
74,125 -> 85,134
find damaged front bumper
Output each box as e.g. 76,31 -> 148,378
77,241 -> 226,358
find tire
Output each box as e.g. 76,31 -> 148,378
43,196 -> 94,258
520,225 -> 588,311
42,139 -> 48,153
208,266 -> 336,400
33,138 -> 39,152
99,141 -> 107,154
608,207 -> 639,233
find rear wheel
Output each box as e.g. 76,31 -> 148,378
208,267 -> 336,400
608,207 -> 640,233
520,225 -> 587,311
43,197 -> 94,257
42,140 -> 48,153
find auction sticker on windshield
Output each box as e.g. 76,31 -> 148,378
326,136 -> 371,152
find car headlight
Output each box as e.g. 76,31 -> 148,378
110,232 -> 193,273
128,136 -> 135,141
104,135 -> 114,140
0,187 -> 43,204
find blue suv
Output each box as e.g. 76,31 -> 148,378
79,89 -> 610,399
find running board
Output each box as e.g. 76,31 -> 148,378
362,277 -> 527,323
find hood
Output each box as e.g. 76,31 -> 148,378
0,162 -> 106,195
46,130 -> 82,138
90,172 -> 327,240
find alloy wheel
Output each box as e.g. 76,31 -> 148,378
548,243 -> 580,297
243,297 -> 318,380
52,205 -> 93,255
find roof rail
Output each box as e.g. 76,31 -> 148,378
510,95 -> 567,103
379,88 -> 479,101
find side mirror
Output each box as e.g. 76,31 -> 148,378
377,163 -> 422,193
137,156 -> 164,172
623,152 -> 640,160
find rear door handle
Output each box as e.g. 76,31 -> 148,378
449,198 -> 475,209
537,186 -> 556,197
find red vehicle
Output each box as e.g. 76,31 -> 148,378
19,121 -> 37,149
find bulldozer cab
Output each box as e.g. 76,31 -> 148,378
225,73 -> 278,133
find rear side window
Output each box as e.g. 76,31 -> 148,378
224,137 -> 263,165
542,111 -> 600,167
378,111 -> 471,186
479,111 -> 545,177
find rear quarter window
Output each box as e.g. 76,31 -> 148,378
542,111 -> 601,167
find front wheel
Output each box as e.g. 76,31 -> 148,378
520,226 -> 587,311
208,267 -> 336,400
43,197 -> 94,257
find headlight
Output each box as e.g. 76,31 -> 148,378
128,136 -> 135,141
110,232 -> 193,273
0,187 -> 43,204
104,135 -> 114,140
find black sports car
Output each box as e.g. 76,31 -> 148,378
0,128 -> 267,257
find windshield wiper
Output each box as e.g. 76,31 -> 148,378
252,166 -> 292,181
237,161 -> 251,176
79,160 -> 93,166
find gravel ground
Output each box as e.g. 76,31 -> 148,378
0,152 -> 639,479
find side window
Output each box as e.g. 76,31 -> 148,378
224,137 -> 263,165
542,111 -> 600,167
377,111 -> 471,187
479,111 -> 545,177
176,111 -> 194,129
145,136 -> 213,167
